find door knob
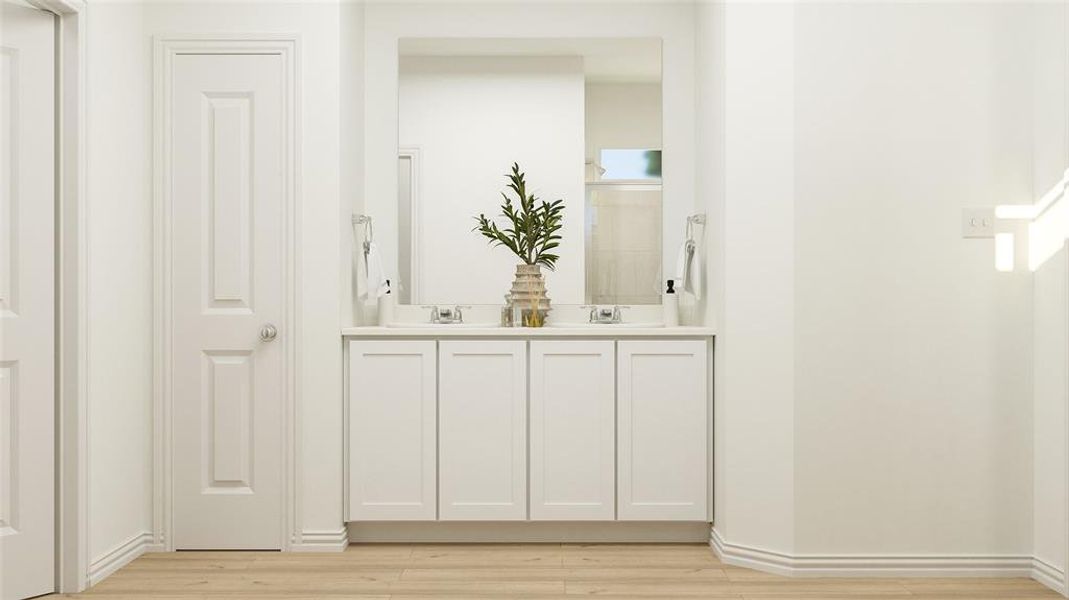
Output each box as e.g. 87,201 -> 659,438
260,323 -> 278,342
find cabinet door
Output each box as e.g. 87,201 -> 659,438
439,340 -> 527,520
348,340 -> 436,520
618,340 -> 708,520
530,341 -> 615,520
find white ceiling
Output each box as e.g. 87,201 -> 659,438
398,37 -> 662,83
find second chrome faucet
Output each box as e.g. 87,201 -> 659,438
580,305 -> 630,324
422,305 -> 472,324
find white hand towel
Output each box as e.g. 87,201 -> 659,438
354,243 -> 367,300
688,245 -> 702,300
675,241 -> 690,290
675,240 -> 702,301
364,242 -> 389,299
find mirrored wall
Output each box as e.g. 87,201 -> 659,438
393,38 -> 664,306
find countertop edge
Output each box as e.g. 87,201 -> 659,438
340,326 -> 716,337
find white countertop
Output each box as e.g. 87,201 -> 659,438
340,325 -> 716,338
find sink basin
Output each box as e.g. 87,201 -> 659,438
546,322 -> 664,329
386,322 -> 499,328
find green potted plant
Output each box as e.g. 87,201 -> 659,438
474,163 -> 565,327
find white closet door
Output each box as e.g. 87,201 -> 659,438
529,341 -> 614,520
349,340 -> 436,520
439,341 -> 526,520
617,340 -> 707,521
171,53 -> 286,549
0,3 -> 55,598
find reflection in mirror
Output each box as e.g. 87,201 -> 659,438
397,38 -> 662,306
396,152 -> 414,304
584,80 -> 663,305
599,149 -> 662,180
587,183 -> 662,305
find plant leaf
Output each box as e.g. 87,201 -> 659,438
473,164 -> 565,267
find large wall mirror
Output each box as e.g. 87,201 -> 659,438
394,37 -> 664,306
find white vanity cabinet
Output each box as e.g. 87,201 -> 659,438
529,341 -> 615,520
348,340 -> 437,520
617,340 -> 708,520
346,332 -> 711,527
438,340 -> 528,520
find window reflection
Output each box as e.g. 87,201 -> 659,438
599,149 -> 662,180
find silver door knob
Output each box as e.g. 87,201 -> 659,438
260,323 -> 278,342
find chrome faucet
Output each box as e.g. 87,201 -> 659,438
580,305 -> 630,324
422,305 -> 472,324
453,305 -> 471,324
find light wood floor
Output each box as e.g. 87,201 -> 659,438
58,543 -> 1060,599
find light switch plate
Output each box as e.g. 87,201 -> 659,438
961,208 -> 995,238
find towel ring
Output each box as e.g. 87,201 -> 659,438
686,213 -> 706,240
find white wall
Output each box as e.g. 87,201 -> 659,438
1031,3 -> 1069,591
712,1 -> 797,553
695,0 -> 725,519
342,2 -> 365,327
398,56 -> 585,304
87,1 -> 344,564
705,1 -> 1039,561
361,1 -> 695,321
793,2 -> 1034,555
1034,244 -> 1068,588
86,0 -> 154,567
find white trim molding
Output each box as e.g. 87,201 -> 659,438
1032,556 -> 1068,596
711,528 -> 1044,580
87,532 -> 164,587
290,528 -> 349,553
153,33 -> 302,552
31,0 -> 92,592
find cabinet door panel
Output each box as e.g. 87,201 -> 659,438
530,341 -> 615,520
439,340 -> 527,520
618,340 -> 707,520
349,340 -> 436,520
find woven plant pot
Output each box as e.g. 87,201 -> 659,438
509,264 -> 551,327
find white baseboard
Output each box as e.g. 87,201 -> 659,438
88,532 -> 159,586
348,521 -> 711,543
711,527 -> 1039,579
290,528 -> 349,552
1032,556 -> 1068,596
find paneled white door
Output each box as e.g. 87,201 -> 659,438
617,340 -> 707,521
0,2 -> 55,598
529,341 -> 615,520
171,53 -> 285,549
439,341 -> 526,520
348,340 -> 436,520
